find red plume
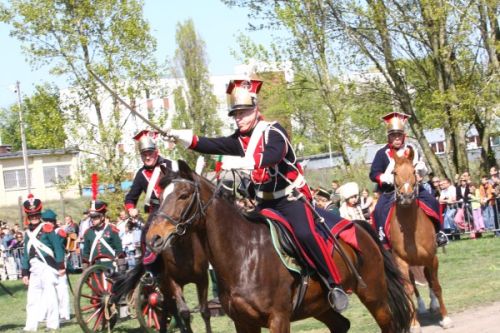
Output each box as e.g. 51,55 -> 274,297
91,173 -> 98,201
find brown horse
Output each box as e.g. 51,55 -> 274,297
390,148 -> 452,332
112,215 -> 213,333
146,160 -> 413,333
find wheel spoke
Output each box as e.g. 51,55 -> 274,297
81,303 -> 100,312
80,293 -> 101,301
92,271 -> 104,292
92,308 -> 105,331
85,278 -> 102,295
85,306 -> 102,324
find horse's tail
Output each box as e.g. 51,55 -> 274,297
354,220 -> 413,333
111,262 -> 144,303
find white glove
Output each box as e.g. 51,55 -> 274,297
380,172 -> 394,185
167,129 -> 193,148
414,160 -> 428,176
222,157 -> 255,171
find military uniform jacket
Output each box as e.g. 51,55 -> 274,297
369,143 -> 420,193
21,222 -> 65,277
191,121 -> 311,201
125,156 -> 173,213
83,223 -> 123,264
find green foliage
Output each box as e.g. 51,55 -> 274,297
0,84 -> 66,150
1,0 -> 162,188
170,19 -> 222,167
224,0 -> 499,177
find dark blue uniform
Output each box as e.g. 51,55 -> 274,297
191,121 -> 342,286
369,144 -> 441,245
125,156 -> 174,213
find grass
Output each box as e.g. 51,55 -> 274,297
1,234 -> 499,332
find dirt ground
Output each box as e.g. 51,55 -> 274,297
420,301 -> 500,333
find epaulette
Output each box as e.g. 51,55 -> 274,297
109,224 -> 120,233
42,223 -> 54,233
57,229 -> 67,238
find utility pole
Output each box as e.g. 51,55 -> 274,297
15,81 -> 31,194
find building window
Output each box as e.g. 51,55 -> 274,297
466,135 -> 481,149
3,169 -> 31,190
43,165 -> 71,186
430,141 -> 445,154
490,136 -> 500,147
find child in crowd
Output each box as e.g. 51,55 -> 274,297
338,182 -> 366,221
468,183 -> 485,238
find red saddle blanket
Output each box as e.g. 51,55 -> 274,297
260,208 -> 360,270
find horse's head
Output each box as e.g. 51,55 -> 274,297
393,147 -> 418,206
146,160 -> 207,253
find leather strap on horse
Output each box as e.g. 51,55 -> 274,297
296,191 -> 367,289
292,272 -> 310,315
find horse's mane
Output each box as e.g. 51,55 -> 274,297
158,170 -> 263,222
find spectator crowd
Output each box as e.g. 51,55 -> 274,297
0,209 -> 144,281
310,165 -> 500,240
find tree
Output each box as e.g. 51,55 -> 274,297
170,19 -> 222,167
226,0 -> 499,178
228,4 -> 393,162
1,0 -> 162,188
0,84 -> 66,150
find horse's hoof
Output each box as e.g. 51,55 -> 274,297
440,316 -> 453,329
410,325 -> 422,333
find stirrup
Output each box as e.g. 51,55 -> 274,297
328,287 -> 349,313
141,271 -> 156,286
436,231 -> 449,247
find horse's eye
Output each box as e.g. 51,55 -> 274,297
178,193 -> 190,200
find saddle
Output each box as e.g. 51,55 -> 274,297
258,208 -> 359,313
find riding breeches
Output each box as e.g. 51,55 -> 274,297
259,197 -> 342,286
373,187 -> 442,245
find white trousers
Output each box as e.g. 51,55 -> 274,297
24,259 -> 60,331
56,274 -> 70,320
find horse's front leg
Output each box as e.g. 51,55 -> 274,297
424,256 -> 453,329
196,272 -> 212,333
268,313 -> 291,333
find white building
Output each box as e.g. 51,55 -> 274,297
0,146 -> 80,206
61,60 -> 293,172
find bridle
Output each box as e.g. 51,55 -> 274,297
394,166 -> 419,204
152,176 -> 220,246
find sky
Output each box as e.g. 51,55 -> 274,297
0,1 -> 273,108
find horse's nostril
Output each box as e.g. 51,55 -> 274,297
149,235 -> 164,251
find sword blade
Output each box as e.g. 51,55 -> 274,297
88,69 -> 168,135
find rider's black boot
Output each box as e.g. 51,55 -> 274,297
436,231 -> 449,247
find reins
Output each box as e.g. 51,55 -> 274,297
153,175 -> 224,250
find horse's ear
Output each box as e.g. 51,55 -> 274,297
407,146 -> 414,162
178,159 -> 194,180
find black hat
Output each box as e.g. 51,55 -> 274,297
315,188 -> 331,200
23,194 -> 42,216
89,200 -> 107,217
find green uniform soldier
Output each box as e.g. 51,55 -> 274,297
21,195 -> 66,331
82,200 -> 124,268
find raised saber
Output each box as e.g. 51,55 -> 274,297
88,69 -> 167,136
